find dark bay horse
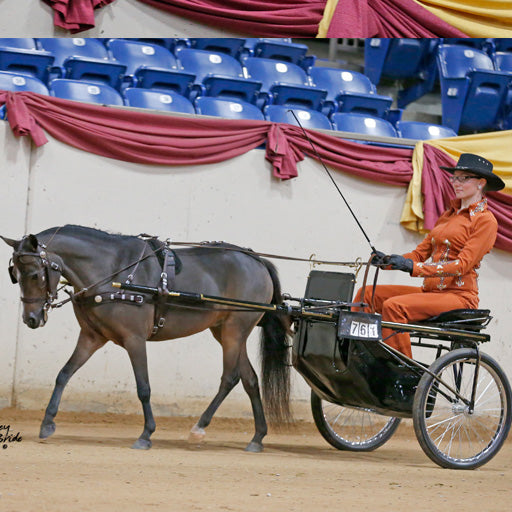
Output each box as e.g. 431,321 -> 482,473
2,225 -> 291,452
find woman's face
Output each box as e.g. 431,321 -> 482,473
450,170 -> 486,201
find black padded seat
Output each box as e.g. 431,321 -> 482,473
421,309 -> 491,332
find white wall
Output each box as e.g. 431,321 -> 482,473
2,0 -> 232,38
1,119 -> 511,420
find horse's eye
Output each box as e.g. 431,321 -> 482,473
32,274 -> 38,281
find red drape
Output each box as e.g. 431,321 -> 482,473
2,90 -> 510,252
0,90 -> 413,185
327,0 -> 467,37
422,144 -> 512,252
42,0 -> 116,33
41,0 -> 467,37
135,0 -> 325,37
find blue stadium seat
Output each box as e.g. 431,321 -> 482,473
365,39 -> 438,83
364,39 -> 439,108
264,105 -> 332,130
331,112 -> 398,137
309,66 -> 392,118
0,45 -> 54,82
0,70 -> 48,120
135,38 -> 190,53
493,52 -> 512,129
50,79 -> 124,106
493,39 -> 512,53
107,39 -> 195,95
124,88 -> 195,114
175,48 -> 261,103
0,38 -> 38,50
241,38 -> 292,57
195,97 -> 264,121
37,38 -> 126,90
442,39 -> 492,51
251,40 -> 312,68
244,57 -> 326,111
0,70 -> 49,94
396,121 -> 457,140
436,44 -> 512,133
189,39 -> 246,58
493,51 -> 512,72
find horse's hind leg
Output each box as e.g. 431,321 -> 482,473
189,331 -> 242,445
40,328 -> 106,440
239,344 -> 267,453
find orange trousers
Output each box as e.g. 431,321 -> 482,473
353,285 -> 470,358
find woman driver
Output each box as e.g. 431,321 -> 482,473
354,153 -> 505,358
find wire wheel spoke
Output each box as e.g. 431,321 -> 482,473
413,349 -> 511,469
311,391 -> 400,452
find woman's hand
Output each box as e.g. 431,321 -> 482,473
385,254 -> 414,274
370,250 -> 387,267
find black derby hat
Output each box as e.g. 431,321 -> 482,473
441,153 -> 505,192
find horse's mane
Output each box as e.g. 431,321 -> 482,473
38,225 -> 138,242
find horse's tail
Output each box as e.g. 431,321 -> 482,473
258,258 -> 292,425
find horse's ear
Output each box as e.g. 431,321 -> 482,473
0,236 -> 20,250
26,234 -> 39,250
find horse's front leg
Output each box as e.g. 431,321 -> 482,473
40,328 -> 106,439
124,336 -> 156,450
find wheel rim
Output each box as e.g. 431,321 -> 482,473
321,402 -> 398,448
422,358 -> 508,465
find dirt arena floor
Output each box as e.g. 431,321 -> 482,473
1,407 -> 511,512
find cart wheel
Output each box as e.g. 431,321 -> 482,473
310,391 -> 401,451
413,348 -> 512,469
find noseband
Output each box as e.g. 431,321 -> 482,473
10,243 -> 62,311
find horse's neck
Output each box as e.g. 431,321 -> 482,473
46,233 -> 115,292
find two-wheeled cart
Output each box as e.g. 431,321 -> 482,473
290,269 -> 511,469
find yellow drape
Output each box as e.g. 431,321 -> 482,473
317,0 -> 338,37
400,131 -> 512,233
317,0 -> 512,37
414,0 -> 512,37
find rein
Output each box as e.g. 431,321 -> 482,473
158,239 -> 367,274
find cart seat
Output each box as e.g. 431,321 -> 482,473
421,308 -> 491,331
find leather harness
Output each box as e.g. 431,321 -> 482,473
71,236 -> 182,338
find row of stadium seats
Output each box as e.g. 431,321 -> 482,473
3,37 -> 505,137
365,39 -> 512,133
0,37 -> 314,69
0,70 -> 456,141
0,38 -> 395,122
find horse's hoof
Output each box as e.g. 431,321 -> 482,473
131,438 -> 152,450
245,442 -> 263,453
39,421 -> 56,439
188,424 -> 206,444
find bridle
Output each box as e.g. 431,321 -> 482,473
9,241 -> 63,319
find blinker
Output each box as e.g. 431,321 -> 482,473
8,265 -> 17,284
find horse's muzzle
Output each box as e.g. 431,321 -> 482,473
25,311 -> 46,329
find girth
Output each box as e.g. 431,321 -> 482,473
145,238 -> 182,336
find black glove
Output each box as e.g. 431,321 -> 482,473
370,250 -> 387,267
386,254 -> 414,274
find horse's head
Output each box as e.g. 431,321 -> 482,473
2,234 -> 63,329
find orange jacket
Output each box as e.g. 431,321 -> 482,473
403,198 -> 498,305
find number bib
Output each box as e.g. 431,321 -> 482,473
337,311 -> 382,341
